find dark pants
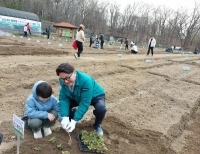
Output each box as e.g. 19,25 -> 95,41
76,40 -> 83,57
131,50 -> 137,54
28,110 -> 58,132
23,31 -> 27,37
147,47 -> 154,55
100,41 -> 104,49
89,41 -> 93,47
125,44 -> 128,50
69,94 -> 107,125
28,29 -> 31,35
47,33 -> 50,39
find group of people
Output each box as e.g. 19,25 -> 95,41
23,23 -> 31,37
74,24 -> 105,59
89,33 -> 104,49
122,36 -> 156,55
23,62 -> 107,139
73,23 -> 156,59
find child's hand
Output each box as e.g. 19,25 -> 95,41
48,113 -> 55,121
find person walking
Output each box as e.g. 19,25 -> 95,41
74,24 -> 85,59
46,27 -> 50,39
23,25 -> 27,37
24,81 -> 60,139
147,36 -> 156,56
27,23 -> 31,35
99,33 -> 104,49
56,63 -> 107,136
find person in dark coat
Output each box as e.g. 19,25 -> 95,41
99,33 -> 104,49
89,33 -> 93,47
124,38 -> 129,50
46,27 -> 50,39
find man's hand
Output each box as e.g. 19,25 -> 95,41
66,119 -> 77,132
48,113 -> 55,121
61,117 -> 69,130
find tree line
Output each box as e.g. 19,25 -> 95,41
1,0 -> 200,50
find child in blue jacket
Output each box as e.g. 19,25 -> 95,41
25,81 -> 60,139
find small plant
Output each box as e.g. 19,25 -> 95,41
56,143 -> 63,150
33,146 -> 41,151
80,130 -> 108,153
49,136 -> 56,143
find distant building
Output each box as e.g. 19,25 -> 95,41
0,6 -> 41,35
53,22 -> 78,39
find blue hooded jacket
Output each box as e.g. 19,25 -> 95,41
25,81 -> 60,119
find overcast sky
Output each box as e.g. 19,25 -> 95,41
109,0 -> 196,11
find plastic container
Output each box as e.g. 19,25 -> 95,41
118,54 -> 122,57
59,44 -> 63,48
77,134 -> 95,153
182,66 -> 190,72
145,59 -> 152,64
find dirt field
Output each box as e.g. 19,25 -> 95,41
0,33 -> 200,154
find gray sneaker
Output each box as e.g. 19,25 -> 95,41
93,124 -> 103,136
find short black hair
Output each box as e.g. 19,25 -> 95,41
36,82 -> 52,98
56,63 -> 75,76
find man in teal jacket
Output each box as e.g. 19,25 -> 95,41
56,63 -> 106,136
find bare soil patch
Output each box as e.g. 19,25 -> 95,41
0,35 -> 200,154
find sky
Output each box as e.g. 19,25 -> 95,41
109,0 -> 197,12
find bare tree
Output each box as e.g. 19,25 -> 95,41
109,3 -> 120,36
168,8 -> 189,49
183,2 -> 200,48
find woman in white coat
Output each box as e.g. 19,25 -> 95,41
147,36 -> 156,56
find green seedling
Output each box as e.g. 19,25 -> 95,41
49,136 -> 56,143
56,143 -> 63,150
80,130 -> 108,153
33,146 -> 41,151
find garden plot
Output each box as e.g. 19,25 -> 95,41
148,63 -> 200,82
108,73 -> 200,150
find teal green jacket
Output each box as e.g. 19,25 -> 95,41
59,71 -> 105,121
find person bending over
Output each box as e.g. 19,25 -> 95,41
56,63 -> 107,136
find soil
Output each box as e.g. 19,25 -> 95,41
0,34 -> 200,154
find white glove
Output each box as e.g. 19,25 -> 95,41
66,119 -> 77,132
61,117 -> 69,130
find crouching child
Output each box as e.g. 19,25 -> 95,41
24,81 -> 60,139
